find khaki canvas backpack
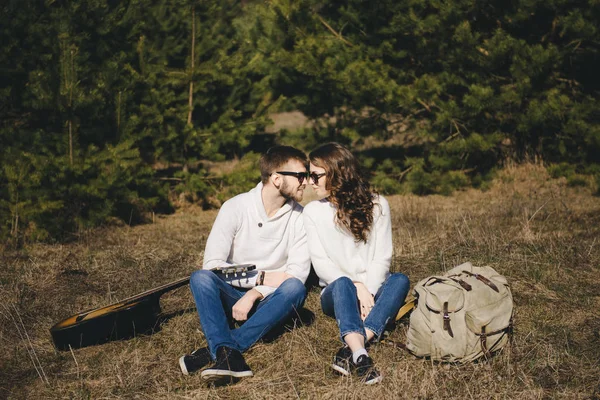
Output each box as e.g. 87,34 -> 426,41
405,262 -> 513,363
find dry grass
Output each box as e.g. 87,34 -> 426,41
1,164 -> 599,399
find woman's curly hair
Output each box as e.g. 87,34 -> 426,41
309,142 -> 376,243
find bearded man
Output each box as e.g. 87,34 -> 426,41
179,145 -> 311,385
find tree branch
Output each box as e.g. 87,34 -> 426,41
316,15 -> 354,47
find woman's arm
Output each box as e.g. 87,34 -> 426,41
303,209 -> 350,285
365,197 -> 393,295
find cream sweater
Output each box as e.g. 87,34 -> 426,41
303,195 -> 392,295
203,182 -> 311,298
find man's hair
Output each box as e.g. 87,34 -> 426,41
309,142 -> 375,243
260,145 -> 308,184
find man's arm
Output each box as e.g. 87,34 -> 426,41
232,289 -> 263,321
284,213 -> 311,282
202,199 -> 263,320
202,200 -> 239,270
254,211 -> 311,297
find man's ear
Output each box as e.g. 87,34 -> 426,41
270,172 -> 281,189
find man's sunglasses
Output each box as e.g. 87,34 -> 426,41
309,172 -> 326,185
274,171 -> 308,184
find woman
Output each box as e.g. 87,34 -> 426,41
303,142 -> 409,385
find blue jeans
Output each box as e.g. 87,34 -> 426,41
190,269 -> 307,359
321,274 -> 410,342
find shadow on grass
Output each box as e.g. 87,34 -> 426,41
261,307 -> 316,343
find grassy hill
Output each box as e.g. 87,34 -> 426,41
1,164 -> 599,399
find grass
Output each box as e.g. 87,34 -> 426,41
1,163 -> 599,399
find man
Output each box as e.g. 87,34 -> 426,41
179,145 -> 311,385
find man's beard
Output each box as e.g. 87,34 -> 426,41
280,179 -> 303,202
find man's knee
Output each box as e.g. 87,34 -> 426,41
190,269 -> 218,290
278,277 -> 306,302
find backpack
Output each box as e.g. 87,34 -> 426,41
405,262 -> 513,363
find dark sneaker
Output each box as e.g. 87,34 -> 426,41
331,345 -> 353,376
354,355 -> 383,385
179,347 -> 211,375
200,346 -> 253,383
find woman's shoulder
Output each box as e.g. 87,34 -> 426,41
373,194 -> 389,206
372,194 -> 390,216
303,198 -> 332,215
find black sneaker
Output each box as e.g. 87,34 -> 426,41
331,345 -> 353,376
200,346 -> 253,383
179,347 -> 211,375
354,354 -> 383,385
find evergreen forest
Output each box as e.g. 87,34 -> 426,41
1,0 -> 599,244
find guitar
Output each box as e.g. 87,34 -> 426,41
50,264 -> 256,350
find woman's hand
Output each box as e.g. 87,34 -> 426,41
354,282 -> 374,320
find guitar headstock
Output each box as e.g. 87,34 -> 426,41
213,264 -> 256,278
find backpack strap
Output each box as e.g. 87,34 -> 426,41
477,319 -> 514,359
480,326 -> 490,358
449,278 -> 472,291
461,270 -> 499,292
443,302 -> 454,337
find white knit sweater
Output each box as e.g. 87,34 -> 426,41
303,195 -> 392,295
203,182 -> 311,298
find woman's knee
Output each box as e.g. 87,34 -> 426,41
389,273 -> 410,289
329,277 -> 356,298
331,276 -> 354,290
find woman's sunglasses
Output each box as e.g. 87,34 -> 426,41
309,172 -> 326,185
274,171 -> 308,184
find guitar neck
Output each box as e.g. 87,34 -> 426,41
114,264 -> 254,306
120,276 -> 190,304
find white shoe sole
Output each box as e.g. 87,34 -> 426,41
331,363 -> 350,376
179,356 -> 189,376
332,363 -> 383,384
364,374 -> 383,385
201,368 -> 253,381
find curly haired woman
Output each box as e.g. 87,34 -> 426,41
303,142 -> 409,385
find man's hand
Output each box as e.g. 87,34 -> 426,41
354,282 -> 375,321
262,271 -> 293,288
232,289 -> 263,321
